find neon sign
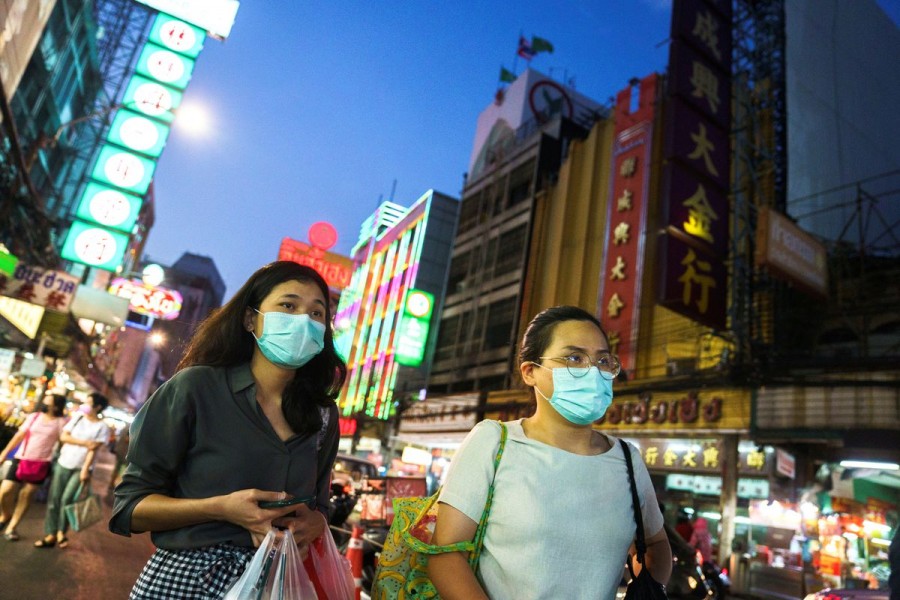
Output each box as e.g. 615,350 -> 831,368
108,278 -> 183,320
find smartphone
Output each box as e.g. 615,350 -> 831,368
258,495 -> 315,509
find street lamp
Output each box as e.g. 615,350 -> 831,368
149,332 -> 166,349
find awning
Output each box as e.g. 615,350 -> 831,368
69,284 -> 131,327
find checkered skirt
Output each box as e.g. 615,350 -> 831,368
130,543 -> 255,599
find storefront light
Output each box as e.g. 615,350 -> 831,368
871,538 -> 891,547
862,520 -> 891,534
839,460 -> 899,470
699,511 -> 721,520
800,501 -> 819,520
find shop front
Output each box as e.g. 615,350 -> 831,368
391,393 -> 479,494
592,386 -> 754,565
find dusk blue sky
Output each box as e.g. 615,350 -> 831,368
144,1 -> 900,297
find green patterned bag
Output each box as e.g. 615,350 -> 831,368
371,421 -> 507,600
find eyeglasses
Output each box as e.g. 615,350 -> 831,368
539,351 -> 621,380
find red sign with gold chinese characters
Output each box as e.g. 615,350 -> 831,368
597,74 -> 658,372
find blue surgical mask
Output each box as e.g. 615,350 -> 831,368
252,309 -> 325,368
533,364 -> 614,425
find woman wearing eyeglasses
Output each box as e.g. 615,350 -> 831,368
428,305 -> 671,599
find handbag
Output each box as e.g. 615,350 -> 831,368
371,421 -> 508,599
63,481 -> 102,532
621,439 -> 668,600
15,414 -> 52,483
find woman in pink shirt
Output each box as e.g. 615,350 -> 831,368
0,394 -> 68,541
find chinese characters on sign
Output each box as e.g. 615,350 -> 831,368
598,74 -> 658,370
659,0 -> 732,329
625,437 -> 771,475
0,265 -> 79,311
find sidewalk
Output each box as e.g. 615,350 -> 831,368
0,446 -> 155,599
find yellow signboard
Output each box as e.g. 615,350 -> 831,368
596,387 -> 751,431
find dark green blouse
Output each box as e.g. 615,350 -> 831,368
109,363 -> 339,550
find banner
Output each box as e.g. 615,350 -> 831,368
0,264 -> 80,311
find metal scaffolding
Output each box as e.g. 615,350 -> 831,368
730,0 -> 787,375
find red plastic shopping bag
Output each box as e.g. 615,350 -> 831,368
304,531 -> 355,600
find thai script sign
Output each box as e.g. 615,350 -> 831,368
0,264 -> 79,311
278,237 -> 353,290
108,278 -> 183,320
755,207 -> 828,298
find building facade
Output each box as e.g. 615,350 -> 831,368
334,190 -> 458,439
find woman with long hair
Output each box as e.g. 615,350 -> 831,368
0,393 -> 67,541
34,391 -> 110,549
111,262 -> 347,599
428,305 -> 672,599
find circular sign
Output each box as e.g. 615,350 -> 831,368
142,264 -> 165,286
118,115 -> 160,152
133,82 -> 174,117
103,152 -> 145,188
159,20 -> 198,53
528,80 -> 574,124
309,221 -> 338,250
88,189 -> 131,227
406,291 -> 432,318
73,228 -> 120,265
146,49 -> 186,84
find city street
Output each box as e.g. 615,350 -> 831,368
0,447 -> 154,599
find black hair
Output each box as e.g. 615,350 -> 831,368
519,305 -> 608,365
178,261 -> 347,437
48,394 -> 67,417
89,392 -> 109,413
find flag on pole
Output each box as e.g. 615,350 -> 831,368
531,36 -> 554,54
499,67 -> 516,83
517,36 -> 535,60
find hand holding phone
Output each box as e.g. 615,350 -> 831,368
258,495 -> 315,509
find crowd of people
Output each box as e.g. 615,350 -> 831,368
0,391 -> 112,548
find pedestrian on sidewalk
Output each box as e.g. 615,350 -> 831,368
107,426 -> 130,496
0,393 -> 67,541
34,392 -> 110,549
110,262 -> 346,599
427,306 -> 673,599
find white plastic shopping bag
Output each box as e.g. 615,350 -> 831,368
224,529 -> 318,599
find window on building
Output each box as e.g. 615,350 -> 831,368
508,161 -> 534,206
435,315 -> 460,362
457,194 -> 481,235
447,251 -> 470,294
479,375 -> 508,392
484,297 -> 517,349
493,225 -> 527,277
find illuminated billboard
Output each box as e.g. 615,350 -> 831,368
89,144 -> 158,195
121,74 -> 184,123
60,220 -> 131,272
134,43 -> 196,90
133,0 -> 239,40
149,13 -> 206,57
106,109 -> 170,158
395,290 -> 434,367
108,278 -> 183,320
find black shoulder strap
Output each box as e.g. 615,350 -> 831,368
620,438 -> 647,563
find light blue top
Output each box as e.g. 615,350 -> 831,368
439,419 -> 664,600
